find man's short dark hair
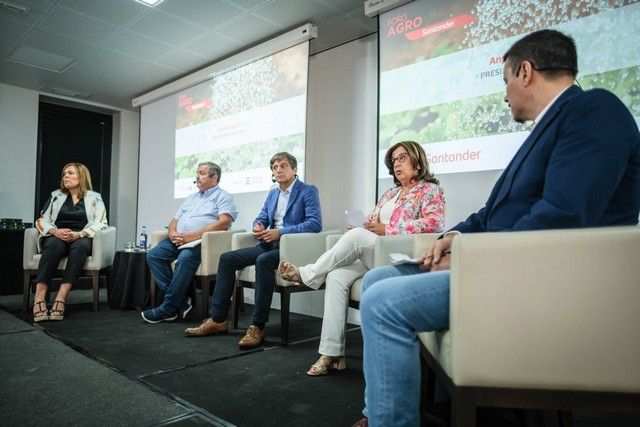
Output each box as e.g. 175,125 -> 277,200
270,152 -> 297,170
503,29 -> 578,79
198,161 -> 222,181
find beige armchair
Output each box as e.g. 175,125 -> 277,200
23,226 -> 116,312
325,233 -> 440,309
231,229 -> 341,344
148,229 -> 244,317
414,226 -> 640,426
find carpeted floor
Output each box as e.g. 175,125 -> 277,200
1,290 -> 639,426
0,290 -> 366,426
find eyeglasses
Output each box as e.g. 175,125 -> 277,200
391,153 -> 409,165
514,61 -> 577,77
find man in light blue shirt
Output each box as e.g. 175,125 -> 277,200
142,162 -> 238,323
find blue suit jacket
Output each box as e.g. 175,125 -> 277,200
254,178 -> 322,235
453,86 -> 640,233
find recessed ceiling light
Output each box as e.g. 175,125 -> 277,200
7,45 -> 75,73
134,0 -> 165,7
50,87 -> 91,99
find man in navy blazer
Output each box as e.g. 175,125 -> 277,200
185,152 -> 322,348
355,29 -> 640,426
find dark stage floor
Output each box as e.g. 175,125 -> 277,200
1,290 -> 638,426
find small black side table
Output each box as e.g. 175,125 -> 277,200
0,229 -> 25,295
107,250 -> 151,310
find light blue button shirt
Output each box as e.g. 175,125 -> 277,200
175,185 -> 238,233
273,178 -> 297,228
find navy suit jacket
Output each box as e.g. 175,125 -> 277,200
453,86 -> 640,233
254,178 -> 322,235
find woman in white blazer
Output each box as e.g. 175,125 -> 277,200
33,162 -> 108,322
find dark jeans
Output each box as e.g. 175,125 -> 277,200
210,242 -> 280,325
35,236 -> 92,285
146,237 -> 201,312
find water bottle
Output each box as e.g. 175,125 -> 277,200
138,226 -> 148,250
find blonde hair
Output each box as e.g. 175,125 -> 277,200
60,163 -> 93,198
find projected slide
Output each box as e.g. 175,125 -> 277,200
378,0 -> 640,175
173,42 -> 309,198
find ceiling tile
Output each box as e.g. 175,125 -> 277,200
0,0 -> 56,26
321,0 -> 364,14
20,29 -> 93,60
217,13 -> 281,47
104,30 -> 173,62
39,6 -> 119,45
128,10 -> 208,46
0,17 -> 31,54
0,58 -> 57,89
182,31 -> 242,60
158,0 -> 245,29
66,48 -> 150,77
156,49 -> 207,73
59,0 -> 148,27
254,0 -> 337,26
221,0 -> 271,11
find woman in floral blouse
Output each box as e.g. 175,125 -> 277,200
279,140 -> 445,376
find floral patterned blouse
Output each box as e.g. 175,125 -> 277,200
369,180 -> 445,235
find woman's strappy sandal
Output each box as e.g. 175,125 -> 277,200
32,300 -> 49,322
278,261 -> 304,285
49,300 -> 66,321
307,355 -> 347,376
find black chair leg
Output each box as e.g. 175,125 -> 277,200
91,271 -> 99,311
23,272 -> 32,312
280,289 -> 290,345
232,283 -> 242,329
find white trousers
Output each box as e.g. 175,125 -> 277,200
299,227 -> 378,356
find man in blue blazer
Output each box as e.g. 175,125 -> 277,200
355,29 -> 640,426
185,152 -> 322,348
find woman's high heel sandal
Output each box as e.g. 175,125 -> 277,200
278,261 -> 304,285
32,300 -> 49,322
49,300 -> 66,321
307,355 -> 347,376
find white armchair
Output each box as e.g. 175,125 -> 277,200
148,229 -> 244,317
231,229 -> 341,344
23,226 -> 116,312
415,227 -> 640,426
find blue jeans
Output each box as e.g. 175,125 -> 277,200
209,242 -> 280,325
146,237 -> 201,313
360,265 -> 451,427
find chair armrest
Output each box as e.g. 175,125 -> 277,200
278,229 -> 342,287
199,229 -> 245,275
326,233 -> 344,251
448,226 -> 640,392
150,230 -> 168,247
231,232 -> 259,250
372,235 -> 418,267
412,233 -> 441,257
23,228 -> 39,268
90,226 -> 117,269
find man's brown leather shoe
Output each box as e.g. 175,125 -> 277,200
238,325 -> 264,348
184,318 -> 227,337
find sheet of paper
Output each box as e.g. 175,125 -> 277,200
345,210 -> 367,227
178,238 -> 202,250
389,252 -> 421,265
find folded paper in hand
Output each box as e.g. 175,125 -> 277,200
178,239 -> 202,250
345,209 -> 367,227
389,253 -> 421,265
